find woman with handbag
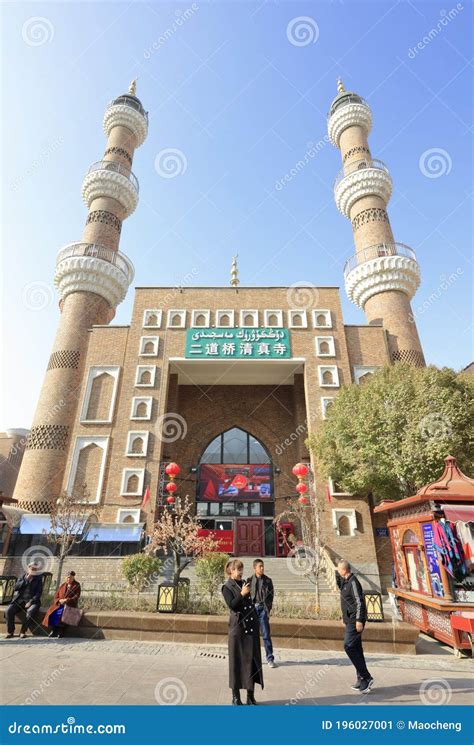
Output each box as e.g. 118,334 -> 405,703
222,559 -> 264,705
42,571 -> 81,638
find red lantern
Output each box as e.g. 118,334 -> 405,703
165,481 -> 177,493
296,481 -> 308,494
292,463 -> 309,479
298,495 -> 309,505
165,462 -> 181,478
166,495 -> 175,505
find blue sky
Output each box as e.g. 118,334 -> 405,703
1,0 -> 472,430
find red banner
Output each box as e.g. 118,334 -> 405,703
197,529 -> 234,552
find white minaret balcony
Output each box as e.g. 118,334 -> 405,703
54,242 -> 135,307
327,94 -> 372,148
344,243 -> 420,308
82,160 -> 139,217
103,95 -> 148,147
334,158 -> 392,219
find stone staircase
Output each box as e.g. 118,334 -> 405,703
154,556 -> 339,608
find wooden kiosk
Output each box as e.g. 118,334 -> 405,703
374,456 -> 474,655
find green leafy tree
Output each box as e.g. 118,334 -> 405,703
122,553 -> 162,595
195,552 -> 230,613
309,364 -> 473,501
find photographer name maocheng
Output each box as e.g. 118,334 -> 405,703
8,723 -> 126,735
408,722 -> 462,733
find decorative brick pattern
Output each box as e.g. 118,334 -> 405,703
351,207 -> 389,231
47,349 -> 81,370
343,145 -> 370,163
392,349 -> 425,367
27,425 -> 69,451
104,146 -> 132,165
86,210 -> 122,235
16,499 -> 51,514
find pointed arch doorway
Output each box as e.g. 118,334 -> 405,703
196,427 -> 275,556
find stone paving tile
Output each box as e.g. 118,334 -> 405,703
1,638 -> 472,706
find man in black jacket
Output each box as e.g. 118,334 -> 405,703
337,559 -> 373,693
5,563 -> 43,639
248,559 -> 276,668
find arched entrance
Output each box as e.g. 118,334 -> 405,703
196,427 -> 275,556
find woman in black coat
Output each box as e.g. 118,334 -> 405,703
222,558 -> 264,705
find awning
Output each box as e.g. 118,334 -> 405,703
84,523 -> 144,542
441,504 -> 474,523
19,514 -> 87,535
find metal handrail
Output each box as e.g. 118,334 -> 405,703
328,93 -> 369,118
334,157 -> 389,189
56,242 -> 134,279
108,95 -> 149,123
86,160 -> 139,193
344,242 -> 417,277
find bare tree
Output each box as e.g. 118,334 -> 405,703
147,496 -> 219,584
44,484 -> 92,592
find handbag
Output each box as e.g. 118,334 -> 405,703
61,604 -> 83,626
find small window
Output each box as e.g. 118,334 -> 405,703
318,366 -> 339,388
313,309 -> 332,328
130,397 -> 152,420
316,336 -> 335,357
354,366 -> 379,384
321,397 -> 334,419
240,310 -> 258,327
135,366 -> 156,387
264,310 -> 283,327
126,431 -> 149,457
121,469 -> 145,496
191,310 -> 210,327
216,310 -> 235,327
117,508 -> 141,524
143,310 -> 162,328
139,336 -> 159,357
332,508 -> 357,537
167,310 -> 186,328
288,310 -> 307,328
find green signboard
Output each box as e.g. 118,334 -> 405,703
185,327 -> 291,359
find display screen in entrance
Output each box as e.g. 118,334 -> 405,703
198,464 -> 272,501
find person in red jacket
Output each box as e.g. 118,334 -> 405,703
42,571 -> 81,638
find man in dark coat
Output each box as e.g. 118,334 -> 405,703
248,559 -> 276,667
337,559 -> 373,693
222,559 -> 264,705
5,563 -> 43,638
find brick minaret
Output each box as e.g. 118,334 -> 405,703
14,82 -> 148,513
327,79 -> 424,367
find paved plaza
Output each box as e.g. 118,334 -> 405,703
0,635 -> 472,706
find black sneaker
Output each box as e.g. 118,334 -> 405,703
360,677 -> 374,694
351,679 -> 362,690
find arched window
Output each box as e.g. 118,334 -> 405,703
243,314 -> 254,326
292,313 -> 303,327
267,313 -> 278,326
358,372 -> 373,384
316,313 -> 327,326
220,313 -> 230,327
143,341 -> 155,354
338,515 -> 351,536
127,474 -> 139,493
139,370 -> 152,385
147,313 -> 158,326
131,436 -> 144,454
200,427 -> 270,465
170,313 -> 181,326
195,313 -> 206,326
319,341 -> 330,355
136,401 -> 148,418
322,370 -> 334,385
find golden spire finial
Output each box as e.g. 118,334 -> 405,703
230,255 -> 240,287
129,79 -> 137,96
337,77 -> 345,94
